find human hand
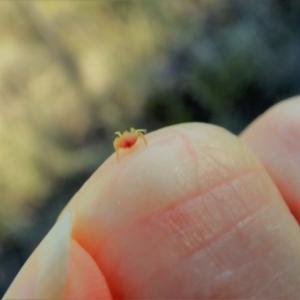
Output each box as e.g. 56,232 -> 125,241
4,97 -> 300,299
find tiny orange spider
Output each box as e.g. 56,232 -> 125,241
113,127 -> 147,162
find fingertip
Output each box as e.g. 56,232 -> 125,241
72,123 -> 261,243
241,96 -> 300,221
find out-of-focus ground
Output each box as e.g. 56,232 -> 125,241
1,0 -> 300,296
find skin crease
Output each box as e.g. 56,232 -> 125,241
4,97 -> 300,299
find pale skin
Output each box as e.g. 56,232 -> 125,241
4,96 -> 300,299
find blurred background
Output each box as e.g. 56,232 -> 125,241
1,0 -> 300,295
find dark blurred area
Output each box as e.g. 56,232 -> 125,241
1,0 -> 300,296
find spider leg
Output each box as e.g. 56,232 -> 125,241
138,132 -> 147,145
138,129 -> 147,134
113,137 -> 120,153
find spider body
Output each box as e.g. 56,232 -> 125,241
114,128 -> 147,161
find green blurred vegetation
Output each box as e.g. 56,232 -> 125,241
1,0 -> 300,296
0,0 -> 209,235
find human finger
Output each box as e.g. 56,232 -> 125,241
3,212 -> 112,299
241,96 -> 300,222
61,123 -> 300,298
